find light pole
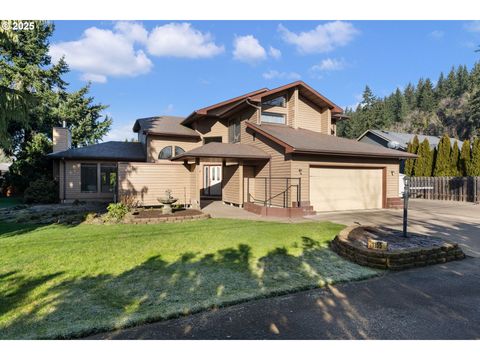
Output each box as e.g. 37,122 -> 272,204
403,176 -> 410,238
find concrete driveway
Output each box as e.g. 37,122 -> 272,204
307,199 -> 480,257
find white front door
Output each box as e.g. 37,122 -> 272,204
204,165 -> 222,196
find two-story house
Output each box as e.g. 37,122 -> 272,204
48,81 -> 414,216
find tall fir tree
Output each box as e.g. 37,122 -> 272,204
459,139 -> 471,176
403,83 -> 416,110
435,72 -> 447,100
450,140 -> 460,176
414,139 -> 433,176
417,78 -> 436,112
470,137 -> 480,176
433,134 -> 452,176
456,65 -> 470,96
446,66 -> 457,98
468,87 -> 480,137
469,62 -> 480,92
404,135 -> 419,176
390,88 -> 406,122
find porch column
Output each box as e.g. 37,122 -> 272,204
191,158 -> 201,209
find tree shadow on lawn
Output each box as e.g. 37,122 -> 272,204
0,237 -> 380,339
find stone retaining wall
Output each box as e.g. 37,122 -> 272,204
124,213 -> 210,224
331,226 -> 465,270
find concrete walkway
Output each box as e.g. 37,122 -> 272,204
88,257 -> 480,340
308,199 -> 480,257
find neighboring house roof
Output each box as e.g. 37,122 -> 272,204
47,141 -> 146,161
182,81 -> 344,125
132,116 -> 200,138
246,123 -> 415,159
171,142 -> 270,161
358,130 -> 464,150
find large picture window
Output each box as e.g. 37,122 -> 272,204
228,118 -> 241,143
81,163 -> 98,192
101,163 -> 117,193
261,112 -> 286,124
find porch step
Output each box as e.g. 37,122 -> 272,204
302,209 -> 317,216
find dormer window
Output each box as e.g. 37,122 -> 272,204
262,95 -> 286,108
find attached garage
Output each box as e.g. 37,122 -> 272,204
309,167 -> 384,212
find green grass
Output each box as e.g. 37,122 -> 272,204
0,197 -> 22,208
0,218 -> 381,339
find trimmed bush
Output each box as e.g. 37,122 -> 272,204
106,202 -> 129,222
23,178 -> 58,204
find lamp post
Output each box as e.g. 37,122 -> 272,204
403,176 -> 410,238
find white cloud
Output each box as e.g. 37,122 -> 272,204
262,70 -> 301,80
233,35 -> 267,64
268,46 -> 281,59
278,21 -> 359,54
50,25 -> 153,83
114,21 -> 148,43
465,21 -> 480,32
147,23 -> 224,58
429,30 -> 444,39
311,58 -> 347,72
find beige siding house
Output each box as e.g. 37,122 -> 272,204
49,81 -> 414,217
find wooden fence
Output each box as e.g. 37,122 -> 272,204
409,176 -> 480,203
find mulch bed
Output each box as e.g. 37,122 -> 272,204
135,208 -> 203,219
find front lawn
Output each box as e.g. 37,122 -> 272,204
0,219 -> 381,339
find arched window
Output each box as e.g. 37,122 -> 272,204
159,146 -> 172,159
175,146 -> 185,156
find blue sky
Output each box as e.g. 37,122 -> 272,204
50,20 -> 480,141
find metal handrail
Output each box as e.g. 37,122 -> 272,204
246,177 -> 302,208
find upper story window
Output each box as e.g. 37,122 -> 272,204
228,119 -> 241,143
261,112 -> 286,125
262,95 -> 286,108
159,146 -> 185,160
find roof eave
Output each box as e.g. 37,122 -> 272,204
143,130 -> 201,139
291,149 -> 417,159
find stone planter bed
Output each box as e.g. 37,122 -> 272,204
125,209 -> 209,224
331,225 -> 465,270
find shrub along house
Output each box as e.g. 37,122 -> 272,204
48,81 -> 414,216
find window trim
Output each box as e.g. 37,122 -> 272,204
261,111 -> 286,125
174,146 -> 185,157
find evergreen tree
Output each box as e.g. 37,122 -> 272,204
434,134 -> 452,176
459,139 -> 471,176
469,62 -> 480,92
467,87 -> 480,137
446,66 -> 457,98
435,72 -> 447,100
403,83 -> 416,110
450,140 -> 460,176
417,78 -> 436,112
390,88 -> 406,122
415,139 -> 433,176
470,137 -> 480,176
404,135 -> 419,176
456,65 -> 470,96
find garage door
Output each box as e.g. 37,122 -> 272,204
310,167 -> 383,212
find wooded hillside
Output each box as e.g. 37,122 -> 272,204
338,63 -> 480,141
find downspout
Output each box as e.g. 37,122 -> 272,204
62,158 -> 66,202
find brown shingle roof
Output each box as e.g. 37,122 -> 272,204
247,123 -> 416,159
47,141 -> 146,161
133,116 -> 200,138
171,142 -> 270,161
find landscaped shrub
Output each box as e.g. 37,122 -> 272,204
106,202 -> 130,222
23,178 -> 58,204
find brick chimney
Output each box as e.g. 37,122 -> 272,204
52,121 -> 71,152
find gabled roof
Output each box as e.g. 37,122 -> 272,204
249,81 -> 343,114
181,81 -> 343,125
171,142 -> 270,161
133,116 -> 200,138
358,130 -> 464,150
47,141 -> 146,162
246,123 -> 416,159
